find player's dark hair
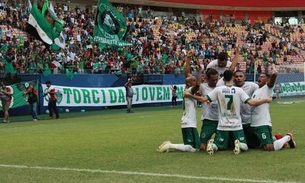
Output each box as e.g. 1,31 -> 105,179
173,86 -> 177,90
206,68 -> 219,79
218,52 -> 228,61
223,70 -> 234,81
46,81 -> 51,84
234,70 -> 245,76
264,73 -> 271,78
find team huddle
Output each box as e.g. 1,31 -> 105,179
157,48 -> 296,154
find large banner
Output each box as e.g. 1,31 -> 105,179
41,84 -> 185,107
40,81 -> 305,107
0,80 -> 39,109
275,81 -> 305,97
93,0 -> 132,47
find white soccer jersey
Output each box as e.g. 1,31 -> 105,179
216,77 -> 225,87
238,82 -> 259,125
200,83 -> 218,121
181,87 -> 197,128
206,59 -> 232,78
250,85 -> 273,127
207,85 -> 250,131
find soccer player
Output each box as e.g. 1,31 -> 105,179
157,50 -> 204,153
233,70 -> 258,137
248,64 -> 296,151
184,49 -> 196,89
198,68 -> 219,151
184,70 -> 272,155
216,45 -> 240,86
206,51 -> 231,78
199,46 -> 240,151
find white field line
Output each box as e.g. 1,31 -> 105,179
0,164 -> 300,183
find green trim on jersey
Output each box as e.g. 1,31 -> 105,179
207,95 -> 212,102
244,98 -> 250,104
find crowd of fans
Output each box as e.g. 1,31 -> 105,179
0,1 -> 304,78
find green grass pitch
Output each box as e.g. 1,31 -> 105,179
0,102 -> 304,183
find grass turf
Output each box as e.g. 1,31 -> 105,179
0,102 -> 304,183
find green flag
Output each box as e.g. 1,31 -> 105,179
28,3 -> 65,49
2,57 -> 17,74
49,2 -> 66,49
28,4 -> 54,45
114,70 -> 122,77
93,0 -> 132,47
0,44 -> 9,51
17,35 -> 25,41
43,69 -> 52,77
65,69 -> 75,80
42,0 -> 49,15
99,44 -> 106,50
162,54 -> 168,64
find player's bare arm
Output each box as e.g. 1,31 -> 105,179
267,64 -> 277,88
229,44 -> 240,71
184,90 -> 208,103
191,61 -> 204,94
247,96 -> 273,106
184,49 -> 194,78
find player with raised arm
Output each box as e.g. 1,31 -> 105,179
184,70 -> 272,155
216,45 -> 240,86
157,50 -> 204,153
248,64 -> 296,151
199,46 -> 241,151
184,49 -> 196,89
206,51 -> 231,78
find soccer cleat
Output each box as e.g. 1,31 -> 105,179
2,119 -> 6,123
157,141 -> 171,153
274,132 -> 287,148
286,133 -> 296,148
206,139 -> 214,155
233,139 -> 241,155
156,141 -> 168,152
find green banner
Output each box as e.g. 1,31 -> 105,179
273,81 -> 305,97
0,80 -> 39,110
93,0 -> 132,47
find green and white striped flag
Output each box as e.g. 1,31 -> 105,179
28,4 -> 53,45
28,0 -> 65,50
